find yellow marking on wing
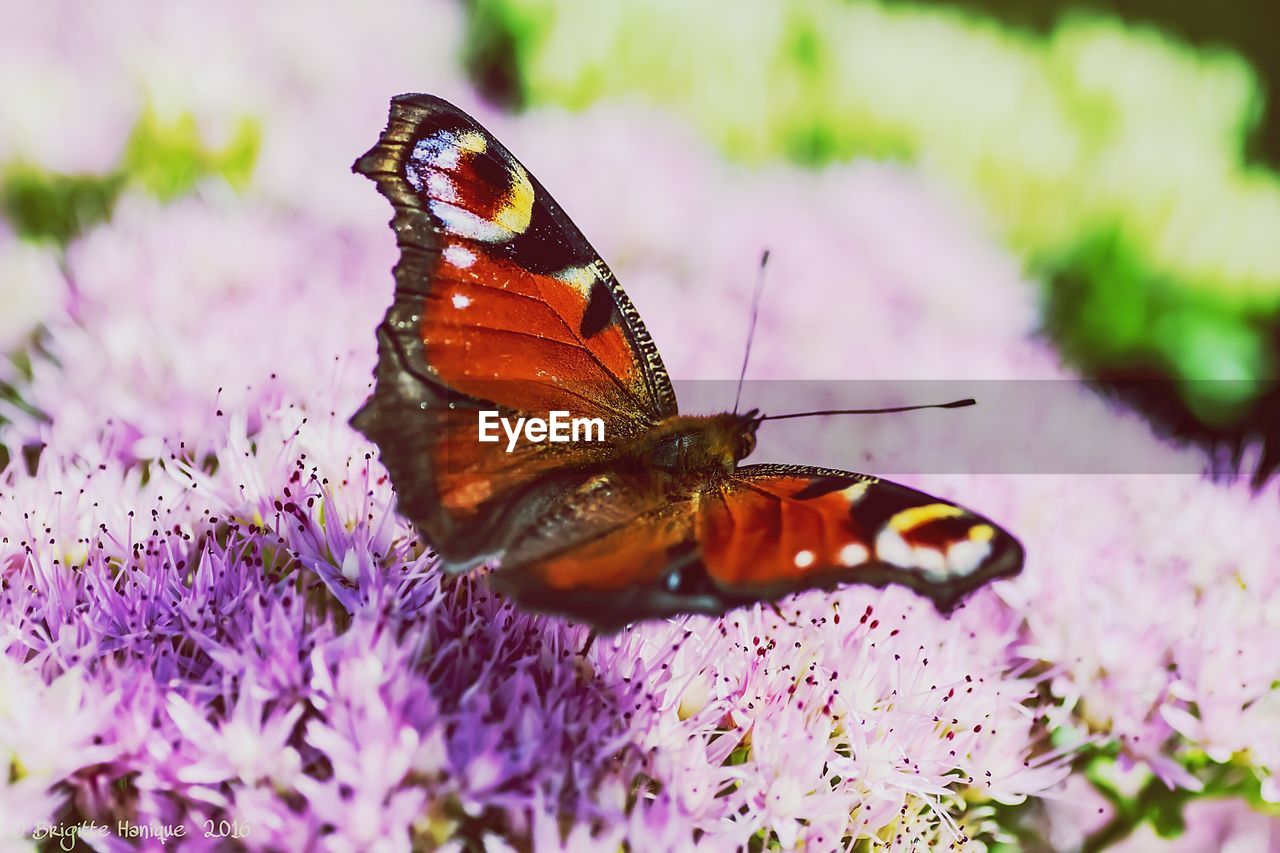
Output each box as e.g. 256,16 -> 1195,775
494,162 -> 535,234
840,482 -> 869,503
457,131 -> 487,154
889,503 -> 966,533
555,265 -> 597,296
969,523 -> 995,542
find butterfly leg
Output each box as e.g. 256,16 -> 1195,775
578,628 -> 598,658
570,628 -> 599,681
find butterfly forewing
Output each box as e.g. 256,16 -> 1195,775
352,95 -> 678,565
353,94 -> 676,426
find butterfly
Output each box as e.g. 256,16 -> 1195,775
351,94 -> 1023,631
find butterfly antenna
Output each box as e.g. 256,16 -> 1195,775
734,250 -> 771,414
758,398 -> 976,422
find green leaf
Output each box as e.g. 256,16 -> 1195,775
0,164 -> 125,244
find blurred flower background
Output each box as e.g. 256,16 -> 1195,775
2,0 -> 1279,850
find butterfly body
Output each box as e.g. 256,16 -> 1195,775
623,411 -> 759,475
353,94 -> 1023,630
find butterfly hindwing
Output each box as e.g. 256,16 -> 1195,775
355,366 -> 618,568
485,471 -> 724,630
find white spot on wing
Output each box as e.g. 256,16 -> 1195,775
430,200 -> 511,243
793,549 -> 815,569
409,130 -> 486,187
838,542 -> 868,566
427,172 -> 457,201
451,293 -> 471,309
444,244 -> 476,268
911,546 -> 948,575
411,134 -> 460,170
875,528 -> 913,568
945,538 -> 992,576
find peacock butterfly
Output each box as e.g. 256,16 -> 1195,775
351,94 -> 1023,631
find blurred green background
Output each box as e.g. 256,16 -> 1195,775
465,0 -> 1280,475
6,0 -> 1279,473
